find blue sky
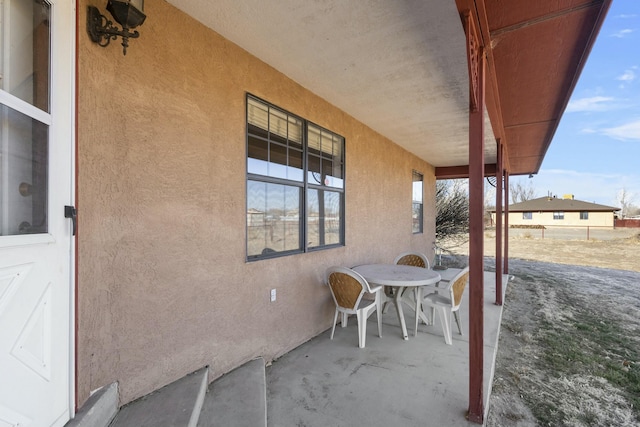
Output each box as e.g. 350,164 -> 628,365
510,0 -> 640,207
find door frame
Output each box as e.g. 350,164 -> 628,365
51,0 -> 77,419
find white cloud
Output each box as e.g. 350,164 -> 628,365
611,28 -> 634,38
565,96 -> 615,113
601,119 -> 640,141
617,67 -> 638,88
617,69 -> 636,83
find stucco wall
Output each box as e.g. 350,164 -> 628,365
77,0 -> 436,406
502,211 -> 614,227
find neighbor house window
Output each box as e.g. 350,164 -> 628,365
522,212 -> 532,220
246,95 -> 345,260
580,211 -> 589,220
553,211 -> 564,220
412,171 -> 423,233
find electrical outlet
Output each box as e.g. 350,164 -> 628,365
270,289 -> 276,302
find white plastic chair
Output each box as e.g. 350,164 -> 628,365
393,252 -> 430,329
326,266 -> 383,348
421,266 -> 469,345
394,252 -> 430,269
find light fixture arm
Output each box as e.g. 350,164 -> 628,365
87,5 -> 141,55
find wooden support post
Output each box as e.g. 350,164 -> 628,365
495,140 -> 503,305
503,171 -> 509,274
465,10 -> 485,424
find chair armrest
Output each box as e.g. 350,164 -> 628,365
369,285 -> 383,294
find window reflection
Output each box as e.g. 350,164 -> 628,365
412,171 -> 423,233
246,96 -> 345,259
1,1 -> 50,112
0,105 -> 49,235
247,181 -> 301,257
308,189 -> 342,248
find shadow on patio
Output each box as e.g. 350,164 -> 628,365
266,270 -> 509,427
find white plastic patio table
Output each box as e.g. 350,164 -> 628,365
353,264 -> 441,340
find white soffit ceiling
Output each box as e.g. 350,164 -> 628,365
167,0 -> 497,168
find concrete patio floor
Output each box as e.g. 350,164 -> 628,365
266,271 -> 509,427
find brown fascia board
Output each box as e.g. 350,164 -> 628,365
456,0 -> 612,178
436,163 -> 497,179
527,0 -> 613,174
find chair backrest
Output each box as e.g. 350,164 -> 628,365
326,267 -> 367,310
448,267 -> 470,309
394,252 -> 430,269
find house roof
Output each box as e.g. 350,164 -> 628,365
167,0 -> 611,177
506,197 -> 620,212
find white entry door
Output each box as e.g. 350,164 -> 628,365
0,1 -> 75,426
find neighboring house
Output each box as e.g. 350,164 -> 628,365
0,1 -> 610,426
493,195 -> 620,228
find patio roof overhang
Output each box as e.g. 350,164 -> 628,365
159,1 -> 611,422
167,0 -> 610,178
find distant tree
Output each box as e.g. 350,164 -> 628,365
484,181 -> 496,211
509,181 -> 537,204
436,179 -> 469,239
616,188 -> 636,218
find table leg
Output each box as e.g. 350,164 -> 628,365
394,286 -> 409,340
414,287 -> 421,336
413,287 -> 432,335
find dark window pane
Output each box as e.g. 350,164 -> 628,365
269,142 -> 288,179
322,158 -> 333,184
307,155 -> 321,184
323,156 -> 343,188
288,148 -> 303,182
270,131 -> 287,146
248,135 -> 268,161
247,135 -> 268,175
248,123 -> 268,139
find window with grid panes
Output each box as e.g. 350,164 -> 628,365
246,95 -> 345,260
412,171 -> 423,233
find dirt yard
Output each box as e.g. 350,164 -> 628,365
439,229 -> 640,426
441,228 -> 640,273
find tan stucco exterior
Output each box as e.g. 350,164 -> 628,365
493,211 -> 615,228
77,0 -> 436,406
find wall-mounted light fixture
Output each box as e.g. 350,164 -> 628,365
87,0 -> 146,55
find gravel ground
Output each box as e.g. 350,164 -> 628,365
440,230 -> 640,427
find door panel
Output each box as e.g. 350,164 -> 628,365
0,1 -> 74,426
